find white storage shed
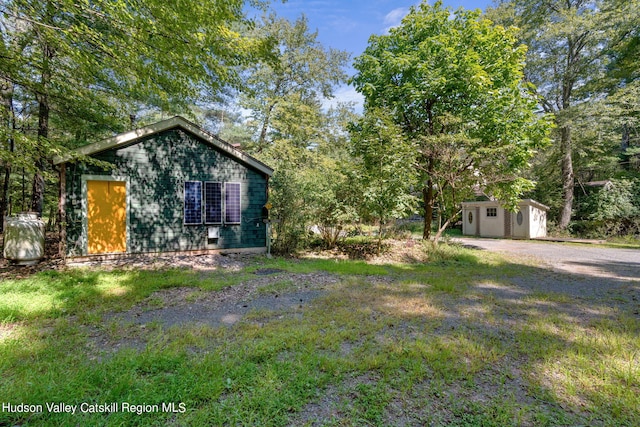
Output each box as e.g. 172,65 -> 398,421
461,199 -> 549,239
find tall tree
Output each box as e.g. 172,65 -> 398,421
0,77 -> 14,228
352,1 -> 550,239
0,0 -> 268,215
487,0 -> 637,228
349,107 -> 418,244
240,14 -> 349,153
236,14 -> 351,253
603,0 -> 640,173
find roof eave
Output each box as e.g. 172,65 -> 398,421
461,199 -> 550,211
53,116 -> 274,177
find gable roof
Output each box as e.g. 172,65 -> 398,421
53,116 -> 273,176
461,199 -> 550,211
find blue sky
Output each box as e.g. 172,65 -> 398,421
265,0 -> 494,109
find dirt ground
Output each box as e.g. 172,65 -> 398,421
3,236 -> 639,424
79,238 -> 639,355
3,236 -> 638,316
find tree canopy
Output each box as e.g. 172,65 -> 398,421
234,13 -> 353,252
487,0 -> 640,228
240,14 -> 350,153
0,0 -> 269,217
351,0 -> 550,239
1,0 -> 636,242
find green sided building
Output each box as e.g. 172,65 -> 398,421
54,116 -> 273,258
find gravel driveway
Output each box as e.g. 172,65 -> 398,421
455,237 -> 639,281
454,237 -> 639,306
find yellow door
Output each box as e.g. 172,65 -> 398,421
87,180 -> 126,254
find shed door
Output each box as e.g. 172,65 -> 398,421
87,180 -> 126,254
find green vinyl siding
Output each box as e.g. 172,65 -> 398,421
65,128 -> 269,256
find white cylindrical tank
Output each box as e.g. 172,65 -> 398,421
3,213 -> 45,265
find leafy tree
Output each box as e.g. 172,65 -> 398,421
604,0 -> 640,175
351,1 -> 550,240
571,178 -> 640,238
237,14 -> 352,252
487,0 -> 639,228
259,100 -> 358,253
584,179 -> 638,221
0,0 -> 268,217
297,103 -> 361,248
240,14 -> 349,152
303,156 -> 360,248
349,108 -> 418,245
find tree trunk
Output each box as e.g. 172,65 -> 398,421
621,124 -> 630,170
556,33 -> 579,230
377,220 -> 384,255
1,168 -> 9,226
422,158 -> 435,240
422,182 -> 434,240
432,209 -> 461,246
31,138 -> 47,216
558,125 -> 574,229
58,163 -> 66,257
31,40 -> 53,216
21,168 -> 26,211
0,79 -> 14,230
258,102 -> 276,152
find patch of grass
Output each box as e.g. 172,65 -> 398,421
446,399 -> 524,427
1,246 -> 638,426
251,256 -> 389,276
256,279 -> 296,295
601,240 -> 640,250
0,268 -> 252,323
197,271 -> 254,291
523,315 -> 640,423
351,382 -> 390,425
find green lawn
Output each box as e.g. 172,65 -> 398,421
1,245 -> 638,426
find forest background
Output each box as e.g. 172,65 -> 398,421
1,0 -> 638,254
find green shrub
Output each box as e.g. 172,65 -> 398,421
584,179 -> 638,221
387,220 -> 423,239
571,178 -> 640,239
570,217 -> 640,239
336,236 -> 390,259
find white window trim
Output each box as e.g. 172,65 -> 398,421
486,207 -> 497,218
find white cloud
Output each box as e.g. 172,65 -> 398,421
383,7 -> 410,27
322,85 -> 364,113
382,2 -> 426,33
327,14 -> 358,33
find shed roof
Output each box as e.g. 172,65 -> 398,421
53,116 -> 273,176
461,199 -> 549,211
